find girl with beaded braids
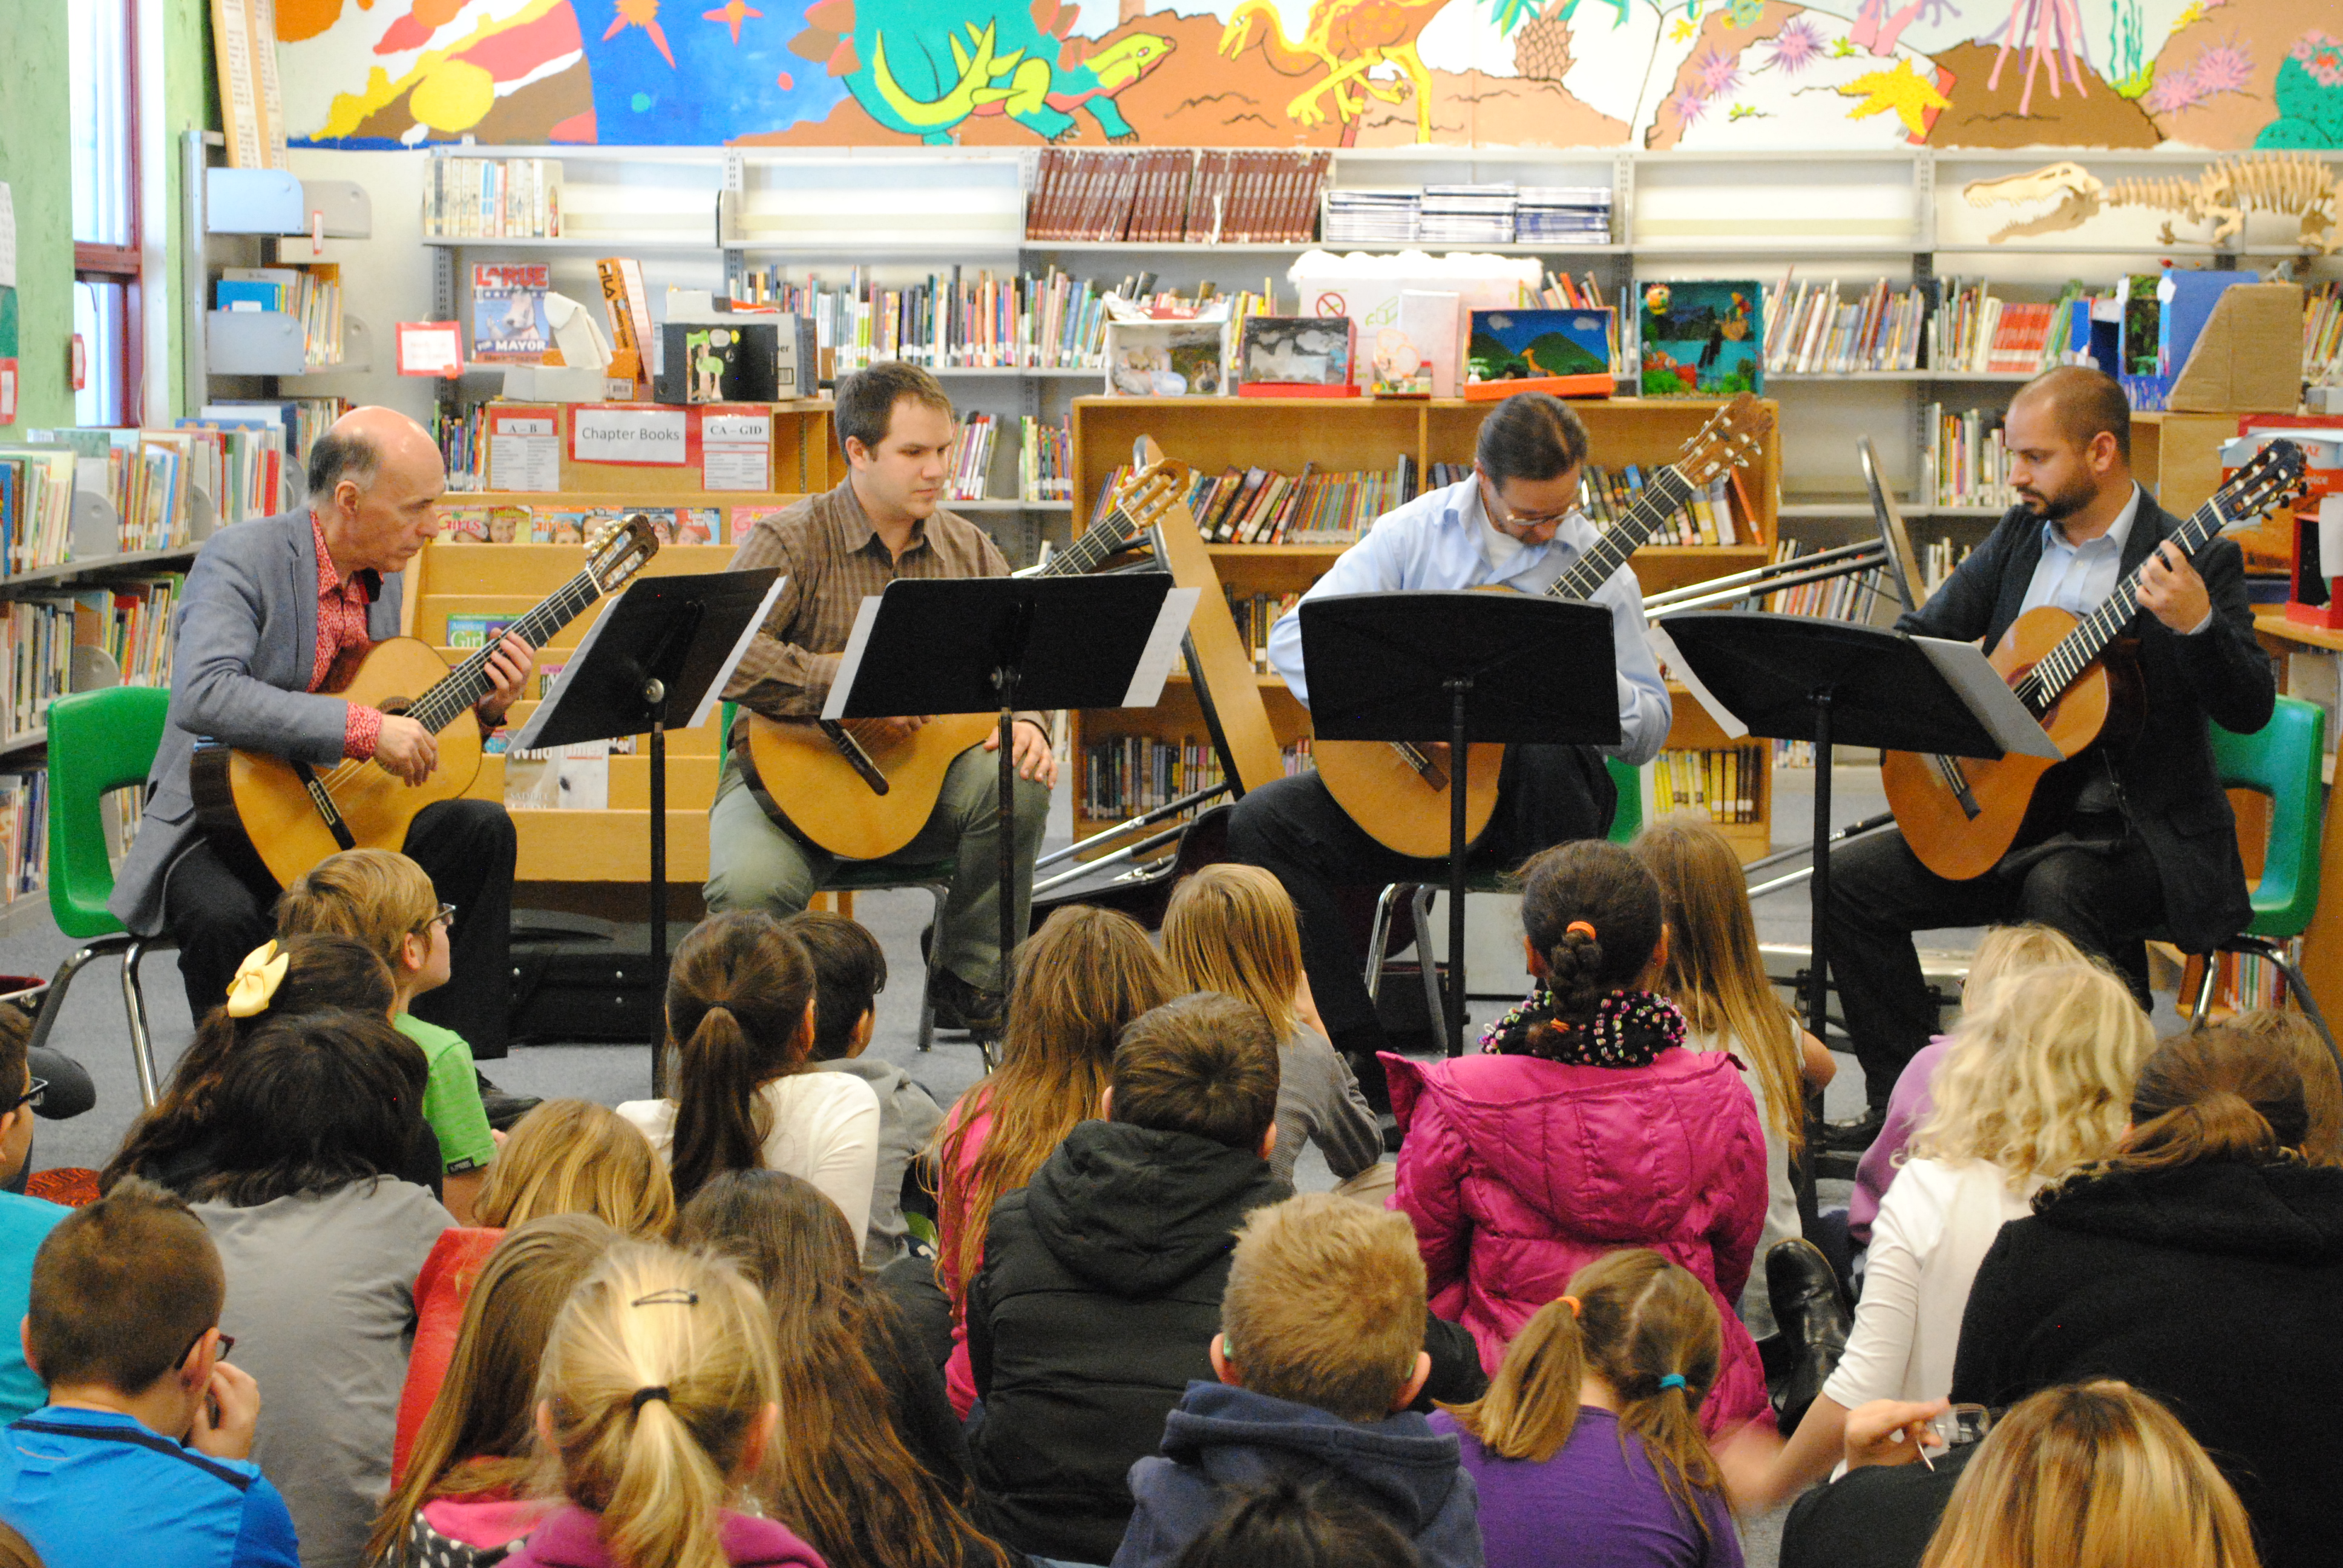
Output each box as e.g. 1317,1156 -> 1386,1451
505,1241 -> 825,1568
1435,1250 -> 1739,1568
1387,840 -> 1773,1437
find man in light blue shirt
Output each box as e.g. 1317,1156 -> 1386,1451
1230,393 -> 1671,1091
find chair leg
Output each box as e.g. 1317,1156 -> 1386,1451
916,884 -> 949,1058
2234,936 -> 2343,1077
24,940 -> 124,1064
2191,950 -> 2221,1029
1363,884 -> 1408,1004
122,938 -> 168,1110
1412,886 -> 1444,1041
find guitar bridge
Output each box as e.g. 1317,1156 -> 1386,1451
1391,742 -> 1447,791
821,720 -> 891,796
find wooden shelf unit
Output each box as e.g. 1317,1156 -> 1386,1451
1067,396 -> 1781,861
405,399 -> 831,892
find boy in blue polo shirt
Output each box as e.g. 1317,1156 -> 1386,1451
0,1178 -> 297,1567
0,997 -> 67,1425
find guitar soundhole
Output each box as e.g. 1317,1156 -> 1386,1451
380,696 -> 415,716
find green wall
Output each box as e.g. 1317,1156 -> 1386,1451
0,0 -> 74,428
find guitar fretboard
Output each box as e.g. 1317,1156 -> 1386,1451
1549,466 -> 1696,602
408,569 -> 608,734
1049,495 -> 1145,578
2013,491 -> 2232,713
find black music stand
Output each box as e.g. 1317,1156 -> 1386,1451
512,568 -> 782,1089
1653,611 -> 2059,1203
1301,591 -> 1620,1057
825,572 -> 1191,998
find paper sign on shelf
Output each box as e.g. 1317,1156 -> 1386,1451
487,408 -> 560,492
0,185 -> 16,291
701,410 -> 772,491
571,405 -> 689,466
395,321 -> 464,378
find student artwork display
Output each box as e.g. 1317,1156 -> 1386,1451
470,264 -> 554,363
1639,283 -> 1763,397
1107,322 -> 1226,397
278,0 -> 2326,156
1237,317 -> 1358,397
1466,308 -> 1614,399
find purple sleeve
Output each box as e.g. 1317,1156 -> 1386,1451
1848,1040 -> 1948,1246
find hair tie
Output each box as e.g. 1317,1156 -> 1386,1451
224,941 -> 290,1019
630,1386 -> 670,1413
1566,921 -> 1598,941
1658,1374 -> 1688,1392
1559,1295 -> 1582,1318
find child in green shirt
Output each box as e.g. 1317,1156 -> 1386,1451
277,849 -> 498,1221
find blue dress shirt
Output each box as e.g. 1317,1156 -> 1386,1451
1262,476 -> 1672,765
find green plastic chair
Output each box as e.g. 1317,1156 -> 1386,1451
1363,759 -> 1648,1033
719,701 -> 962,1054
2180,696 -> 2336,1055
27,685 -> 176,1108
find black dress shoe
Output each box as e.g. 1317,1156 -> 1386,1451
1819,1107 -> 1888,1152
931,969 -> 1005,1039
474,1070 -> 543,1132
1767,1237 -> 1852,1434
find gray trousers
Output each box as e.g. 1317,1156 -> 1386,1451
705,746 -> 1051,990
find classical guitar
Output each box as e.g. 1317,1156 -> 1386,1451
1883,439 -> 2307,882
194,517 -> 662,898
1314,393 -> 1774,859
738,462 -> 1193,861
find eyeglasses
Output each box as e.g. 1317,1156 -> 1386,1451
5,1079 -> 44,1114
1479,474 -> 1576,533
176,1328 -> 236,1370
415,902 -> 457,935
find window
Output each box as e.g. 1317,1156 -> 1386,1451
69,0 -> 140,426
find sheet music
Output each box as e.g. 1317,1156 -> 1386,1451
1910,638 -> 2063,759
1644,625 -> 1749,740
509,603 -> 625,752
1120,587 -> 1203,708
687,576 -> 788,731
822,596 -> 886,722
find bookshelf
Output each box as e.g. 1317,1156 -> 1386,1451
1064,395 -> 1781,862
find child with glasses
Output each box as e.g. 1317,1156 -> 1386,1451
278,849 -> 499,1222
0,1177 -> 296,1568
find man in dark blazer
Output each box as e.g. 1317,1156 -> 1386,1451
112,407 -> 536,1058
1824,366 -> 2274,1142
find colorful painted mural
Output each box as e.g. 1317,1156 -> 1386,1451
280,0 -> 2343,150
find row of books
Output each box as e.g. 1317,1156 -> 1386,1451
0,451 -> 77,577
1579,466 -> 1743,547
439,504 -> 721,547
36,421 -> 293,549
1145,457 -> 1420,546
736,267 -> 1112,373
1021,417 -> 1073,505
1026,149 -> 1329,244
2198,940 -> 2304,1016
1654,746 -> 1765,825
1761,278 -> 1929,374
0,774 -> 47,902
215,264 -> 345,368
1927,403 -> 2018,510
1225,590 -> 1302,673
948,415 -> 1000,504
1763,539 -> 1892,622
1930,282 -> 2060,376
424,155 -> 563,239
1080,735 -> 1316,818
1919,537 -> 1974,599
1323,184 -> 1611,246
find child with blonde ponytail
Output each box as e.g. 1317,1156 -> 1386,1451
507,1241 -> 824,1568
617,911 -> 880,1237
1437,1250 -> 1740,1568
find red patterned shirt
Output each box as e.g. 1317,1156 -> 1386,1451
310,514 -> 382,760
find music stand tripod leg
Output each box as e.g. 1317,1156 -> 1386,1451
994,669 -> 1017,1008
1447,678 -> 1471,1059
1798,691 -> 1832,1229
647,678 -> 669,1098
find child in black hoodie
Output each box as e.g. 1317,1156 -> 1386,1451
966,991 -> 1288,1564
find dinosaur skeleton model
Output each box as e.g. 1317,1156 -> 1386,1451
1964,155 -> 2341,255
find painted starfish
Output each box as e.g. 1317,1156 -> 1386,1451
603,0 -> 678,67
702,0 -> 762,43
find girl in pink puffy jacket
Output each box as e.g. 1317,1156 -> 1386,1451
1388,840 -> 1774,1438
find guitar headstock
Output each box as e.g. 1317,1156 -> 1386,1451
2215,439 -> 2309,530
588,514 -> 663,593
1674,391 -> 1774,486
1103,457 -> 1197,546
